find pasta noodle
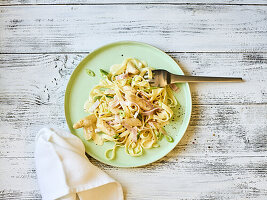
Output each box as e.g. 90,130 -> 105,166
73,58 -> 177,159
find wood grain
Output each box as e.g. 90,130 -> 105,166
0,53 -> 265,105
1,5 -> 267,53
1,103 -> 266,158
0,156 -> 266,200
0,2 -> 266,200
1,0 -> 267,6
0,52 -> 266,199
0,53 -> 266,158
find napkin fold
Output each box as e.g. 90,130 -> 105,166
35,128 -> 123,200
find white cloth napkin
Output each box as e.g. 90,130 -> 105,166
35,128 -> 123,200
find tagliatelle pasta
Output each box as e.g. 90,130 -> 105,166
73,58 -> 178,159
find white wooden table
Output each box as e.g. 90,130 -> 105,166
0,1 -> 266,199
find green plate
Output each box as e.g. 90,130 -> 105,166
65,41 -> 192,167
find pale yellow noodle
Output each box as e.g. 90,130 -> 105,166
81,58 -> 178,159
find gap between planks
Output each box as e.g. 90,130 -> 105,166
1,51 -> 267,55
1,3 -> 267,7
1,5 -> 266,53
1,155 -> 267,159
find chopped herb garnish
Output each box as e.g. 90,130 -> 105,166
137,131 -> 141,140
157,132 -> 163,141
99,88 -> 108,91
113,134 -> 119,139
144,86 -> 159,93
165,135 -> 174,143
100,69 -> 109,77
153,143 -> 160,148
85,69 -> 95,77
106,95 -> 113,98
93,96 -> 102,101
143,88 -> 150,93
126,79 -> 132,85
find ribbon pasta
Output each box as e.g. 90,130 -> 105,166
73,58 -> 177,159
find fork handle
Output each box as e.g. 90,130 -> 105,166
171,74 -> 243,83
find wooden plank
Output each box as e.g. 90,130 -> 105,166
0,158 -> 40,195
0,53 -> 265,157
169,52 -> 267,105
0,53 -> 266,198
0,156 -> 266,199
1,0 -> 267,6
104,156 -> 267,200
1,104 -> 266,158
0,55 -> 266,158
0,53 -> 266,105
0,5 -> 267,53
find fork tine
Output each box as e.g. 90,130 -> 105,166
149,82 -> 158,87
147,79 -> 157,87
143,75 -> 149,79
147,79 -> 154,83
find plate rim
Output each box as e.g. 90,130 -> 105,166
64,40 -> 192,167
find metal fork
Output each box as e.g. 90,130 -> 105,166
148,69 -> 243,87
